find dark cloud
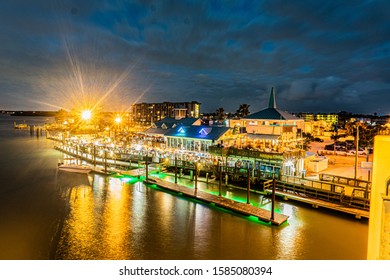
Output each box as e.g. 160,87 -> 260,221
0,0 -> 389,115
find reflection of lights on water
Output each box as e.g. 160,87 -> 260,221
120,177 -> 132,183
281,203 -> 294,217
109,178 -> 123,198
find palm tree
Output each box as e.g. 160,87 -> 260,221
330,125 -> 341,154
215,107 -> 225,122
235,104 -> 250,118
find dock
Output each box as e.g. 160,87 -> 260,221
265,189 -> 369,219
144,177 -> 289,226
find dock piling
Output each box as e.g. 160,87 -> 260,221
271,177 -> 276,221
247,168 -> 250,204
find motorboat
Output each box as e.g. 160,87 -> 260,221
58,163 -> 92,174
14,121 -> 28,129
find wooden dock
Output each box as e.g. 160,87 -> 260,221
144,177 -> 288,226
265,189 -> 369,219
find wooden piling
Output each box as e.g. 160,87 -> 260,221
247,168 -> 250,204
271,178 -> 276,221
174,157 -> 177,184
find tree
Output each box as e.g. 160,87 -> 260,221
235,104 -> 250,118
346,121 -> 379,148
330,125 -> 341,154
301,132 -> 314,150
215,107 -> 225,122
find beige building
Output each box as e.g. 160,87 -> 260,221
367,135 -> 390,259
242,87 -> 305,152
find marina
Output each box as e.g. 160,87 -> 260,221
3,0 -> 390,265
51,140 -> 371,220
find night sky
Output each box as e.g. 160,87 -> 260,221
0,0 -> 389,114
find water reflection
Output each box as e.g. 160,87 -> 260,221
54,173 -> 368,260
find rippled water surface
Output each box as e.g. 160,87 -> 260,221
0,116 -> 368,260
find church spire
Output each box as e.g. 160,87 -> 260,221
268,87 -> 277,109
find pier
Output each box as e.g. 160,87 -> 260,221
264,188 -> 369,219
145,177 -> 289,226
53,142 -> 371,220
263,177 -> 369,219
29,125 -> 46,137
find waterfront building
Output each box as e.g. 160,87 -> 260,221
165,125 -> 232,152
241,87 -> 305,152
131,101 -> 201,125
206,88 -> 307,178
141,117 -> 202,148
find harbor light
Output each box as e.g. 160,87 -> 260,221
81,110 -> 92,121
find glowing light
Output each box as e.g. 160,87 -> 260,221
81,110 -> 92,121
178,127 -> 185,134
115,116 -> 122,124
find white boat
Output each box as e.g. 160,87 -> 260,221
14,121 -> 28,129
58,164 -> 92,174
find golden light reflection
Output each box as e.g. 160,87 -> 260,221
57,177 -> 136,259
102,178 -> 131,259
60,185 -> 98,259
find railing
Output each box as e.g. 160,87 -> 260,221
319,173 -> 371,190
273,180 -> 346,204
208,146 -> 305,161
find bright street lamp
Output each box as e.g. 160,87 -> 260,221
81,110 -> 92,121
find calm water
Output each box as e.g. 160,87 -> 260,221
0,115 -> 368,260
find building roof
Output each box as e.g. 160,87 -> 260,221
165,125 -> 230,141
143,127 -> 170,136
153,117 -> 199,128
244,87 -> 301,121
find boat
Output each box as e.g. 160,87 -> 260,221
58,163 -> 92,174
14,121 -> 28,129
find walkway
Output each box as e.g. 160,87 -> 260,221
144,177 -> 288,226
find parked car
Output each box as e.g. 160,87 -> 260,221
313,137 -> 323,142
324,144 -> 334,150
348,148 -> 367,155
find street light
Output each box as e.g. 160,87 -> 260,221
114,116 -> 122,143
81,110 -> 92,121
354,122 -> 362,185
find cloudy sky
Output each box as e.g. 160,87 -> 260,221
0,0 -> 389,114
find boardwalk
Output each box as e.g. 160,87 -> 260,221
144,177 -> 289,226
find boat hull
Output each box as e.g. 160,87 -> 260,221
58,165 -> 92,174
